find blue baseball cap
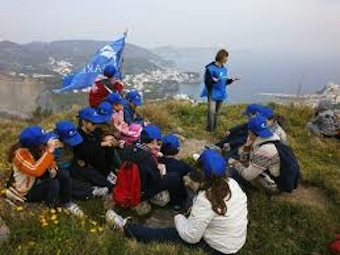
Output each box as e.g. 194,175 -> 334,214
248,115 -> 273,138
106,92 -> 124,105
162,134 -> 180,150
141,125 -> 162,141
103,65 -> 117,78
126,90 -> 142,106
97,101 -> 113,123
198,149 -> 227,177
55,121 -> 83,147
242,104 -> 263,116
259,106 -> 274,119
78,107 -> 106,124
19,126 -> 58,148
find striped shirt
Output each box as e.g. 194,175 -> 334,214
11,148 -> 55,196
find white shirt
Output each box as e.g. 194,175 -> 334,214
174,178 -> 248,254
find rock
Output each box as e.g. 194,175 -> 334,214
0,216 -> 10,243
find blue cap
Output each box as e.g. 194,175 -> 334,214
259,107 -> 274,119
106,92 -> 124,105
141,125 -> 162,141
103,65 -> 117,78
19,126 -> 58,148
126,90 -> 142,106
97,102 -> 113,123
242,104 -> 263,116
162,134 -> 180,150
55,121 -> 83,146
78,107 -> 106,124
198,149 -> 227,177
248,115 -> 273,138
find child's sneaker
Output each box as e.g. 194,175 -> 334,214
92,186 -> 109,197
105,209 -> 128,230
63,202 -> 84,218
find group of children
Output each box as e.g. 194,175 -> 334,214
4,65 -> 304,255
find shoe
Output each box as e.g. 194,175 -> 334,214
134,201 -> 152,216
149,190 -> 170,207
63,202 -> 85,218
192,153 -> 200,162
105,209 -> 128,230
222,143 -> 231,152
106,172 -> 117,185
92,186 -> 109,197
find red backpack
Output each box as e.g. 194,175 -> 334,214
329,235 -> 340,255
113,160 -> 141,208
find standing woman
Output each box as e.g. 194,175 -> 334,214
7,126 -> 84,216
201,49 -> 240,132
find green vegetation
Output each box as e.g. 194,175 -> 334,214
0,101 -> 339,255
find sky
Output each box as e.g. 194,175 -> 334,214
1,0 -> 340,53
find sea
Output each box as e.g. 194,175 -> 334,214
165,49 -> 340,103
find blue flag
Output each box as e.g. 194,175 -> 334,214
54,34 -> 126,93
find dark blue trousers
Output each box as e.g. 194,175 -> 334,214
124,224 -> 230,255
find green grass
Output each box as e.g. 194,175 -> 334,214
0,101 -> 339,255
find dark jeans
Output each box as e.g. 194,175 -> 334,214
228,168 -> 252,192
88,147 -> 122,177
124,224 -> 230,255
142,172 -> 187,206
26,170 -> 72,207
215,135 -> 247,151
71,165 -> 114,191
207,90 -> 223,132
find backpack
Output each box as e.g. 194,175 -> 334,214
113,160 -> 141,208
328,235 -> 340,255
260,141 -> 300,193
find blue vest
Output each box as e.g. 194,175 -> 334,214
201,63 -> 228,101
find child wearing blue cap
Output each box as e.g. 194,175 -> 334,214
74,107 -> 121,187
6,126 -> 84,216
123,90 -> 144,125
228,115 -> 282,194
106,148 -> 248,255
159,134 -> 196,209
54,121 -> 110,199
215,104 -> 262,157
89,65 -> 124,107
106,92 -> 143,145
113,126 -> 185,215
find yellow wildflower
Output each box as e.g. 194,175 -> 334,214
50,209 -> 56,214
57,207 -> 63,213
16,206 -> 24,211
90,228 -> 97,233
53,220 -> 59,225
42,222 -> 48,227
91,221 -> 97,226
51,215 -> 57,221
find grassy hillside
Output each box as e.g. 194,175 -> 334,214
0,101 -> 339,255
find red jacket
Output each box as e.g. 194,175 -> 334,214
89,78 -> 124,107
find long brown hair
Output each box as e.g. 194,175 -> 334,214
202,174 -> 231,216
8,141 -> 44,162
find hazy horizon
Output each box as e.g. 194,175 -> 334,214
1,0 -> 340,55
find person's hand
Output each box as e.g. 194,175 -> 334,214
47,138 -> 58,153
49,168 -> 58,178
231,76 -> 241,82
77,159 -> 85,167
228,157 -> 237,166
158,164 -> 167,176
118,140 -> 126,149
101,140 -> 113,147
245,135 -> 255,147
